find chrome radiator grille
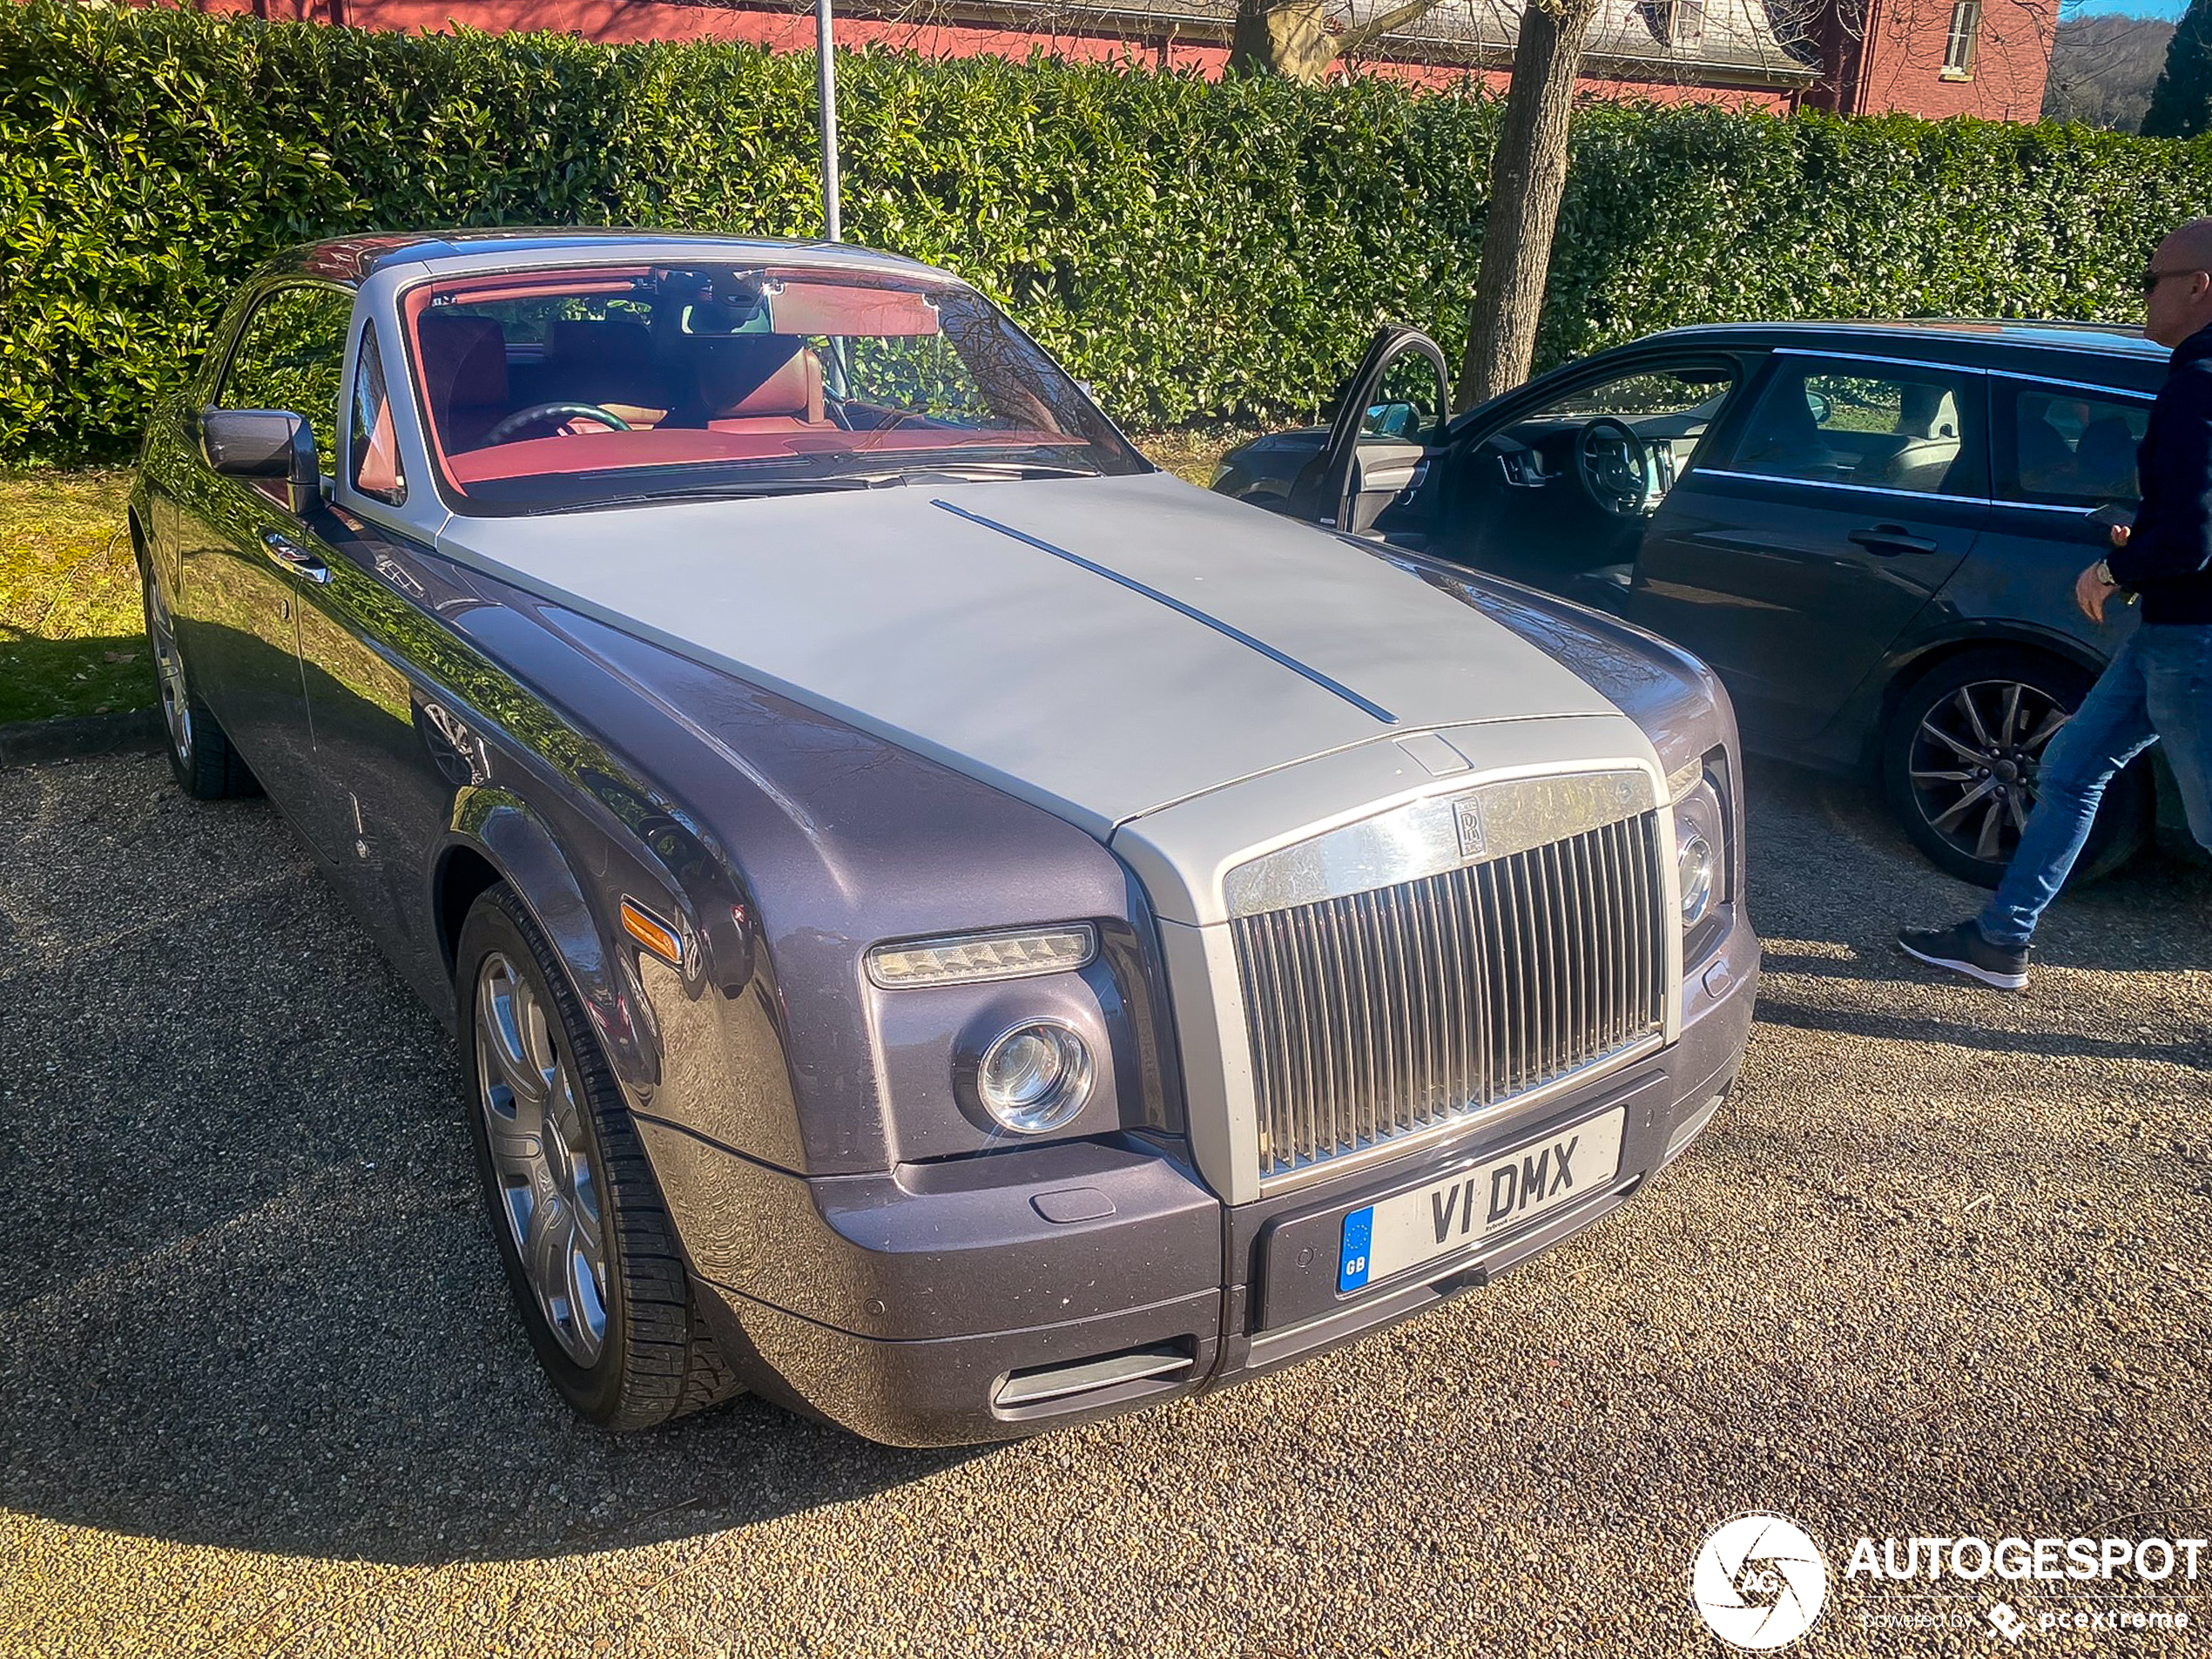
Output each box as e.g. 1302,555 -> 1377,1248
1231,811 -> 1666,1179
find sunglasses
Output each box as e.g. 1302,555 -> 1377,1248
2142,266 -> 2204,293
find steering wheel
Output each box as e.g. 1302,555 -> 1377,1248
1574,417 -> 1655,518
482,402 -> 631,446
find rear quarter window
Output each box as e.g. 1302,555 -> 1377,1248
1994,380 -> 2146,508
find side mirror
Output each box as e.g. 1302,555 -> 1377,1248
201,408 -> 320,515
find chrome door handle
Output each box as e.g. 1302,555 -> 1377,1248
1848,525 -> 1938,556
261,529 -> 332,584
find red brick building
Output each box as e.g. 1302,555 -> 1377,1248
203,0 -> 2058,120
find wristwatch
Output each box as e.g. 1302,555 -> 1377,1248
2094,559 -> 2119,588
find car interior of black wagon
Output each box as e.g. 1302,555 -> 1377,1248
394,263 -> 1146,511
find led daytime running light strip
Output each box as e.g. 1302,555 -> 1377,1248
867,924 -> 1097,988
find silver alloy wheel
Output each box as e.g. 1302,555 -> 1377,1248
144,571 -> 192,765
475,949 -> 610,1367
1906,678 -> 2071,866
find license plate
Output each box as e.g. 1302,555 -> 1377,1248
1338,1106 -> 1627,1293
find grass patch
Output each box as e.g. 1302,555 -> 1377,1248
0,469 -> 145,725
0,437 -> 1258,726
1132,425 -> 1263,489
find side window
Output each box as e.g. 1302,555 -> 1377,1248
1360,352 -> 1447,442
1724,358 -> 1980,496
1528,367 -> 1737,424
219,286 -> 353,468
1494,364 -> 1740,496
349,325 -> 407,505
1996,381 -> 2145,507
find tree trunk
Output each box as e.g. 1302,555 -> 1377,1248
1457,0 -> 1600,409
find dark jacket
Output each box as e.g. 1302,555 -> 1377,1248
2107,320 -> 2212,624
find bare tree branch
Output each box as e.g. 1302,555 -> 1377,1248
1335,0 -> 1453,58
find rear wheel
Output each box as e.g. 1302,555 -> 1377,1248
141,563 -> 257,799
457,883 -> 740,1429
1883,647 -> 2151,888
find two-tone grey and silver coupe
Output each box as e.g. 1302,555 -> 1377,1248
129,231 -> 1758,1445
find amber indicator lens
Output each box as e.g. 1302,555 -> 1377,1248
620,898 -> 685,967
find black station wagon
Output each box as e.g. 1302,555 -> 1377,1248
1213,321 -> 2165,886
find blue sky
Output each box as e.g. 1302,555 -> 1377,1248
2067,0 -> 2184,17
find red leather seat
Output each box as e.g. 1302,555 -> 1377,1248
704,345 -> 827,434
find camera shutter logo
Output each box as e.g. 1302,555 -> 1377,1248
1690,1514 -> 1828,1649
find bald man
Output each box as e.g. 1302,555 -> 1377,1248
1900,217 -> 2212,989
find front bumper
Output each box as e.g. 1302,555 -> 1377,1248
659,914 -> 1758,1447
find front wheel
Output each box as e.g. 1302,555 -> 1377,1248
457,884 -> 741,1428
1882,648 -> 2151,889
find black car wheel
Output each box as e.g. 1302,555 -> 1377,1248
140,562 -> 258,799
457,884 -> 741,1429
1883,647 -> 2151,889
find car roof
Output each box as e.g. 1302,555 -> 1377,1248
277,227 -> 947,286
1629,317 -> 2164,372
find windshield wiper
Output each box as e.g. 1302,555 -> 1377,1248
826,461 -> 1103,485
543,476 -> 893,514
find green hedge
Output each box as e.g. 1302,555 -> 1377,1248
3,0 -> 2209,462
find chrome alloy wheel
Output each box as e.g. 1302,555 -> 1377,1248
144,570 -> 192,765
1906,678 -> 2070,867
474,950 -> 610,1366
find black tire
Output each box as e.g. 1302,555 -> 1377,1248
456,884 -> 741,1429
139,560 -> 258,800
1882,646 -> 2152,889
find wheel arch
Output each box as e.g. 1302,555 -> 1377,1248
438,785 -> 654,1091
1870,624 -> 2107,764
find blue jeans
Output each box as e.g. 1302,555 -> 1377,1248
1979,624 -> 2212,948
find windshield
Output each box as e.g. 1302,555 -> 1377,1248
400,263 -> 1148,512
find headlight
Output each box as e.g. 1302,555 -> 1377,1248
1677,831 -> 1716,927
1669,749 -> 1732,962
867,924 -> 1096,988
974,1020 -> 1093,1134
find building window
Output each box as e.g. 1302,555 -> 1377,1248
1635,0 -> 1704,48
1941,0 -> 1979,79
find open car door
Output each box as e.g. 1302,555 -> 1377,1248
1284,326 -> 1452,539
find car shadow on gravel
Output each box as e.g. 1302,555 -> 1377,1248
0,757 -> 980,1567
0,1056 -> 984,1567
1754,996 -> 2212,1069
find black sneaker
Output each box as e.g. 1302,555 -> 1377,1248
1897,921 -> 2031,991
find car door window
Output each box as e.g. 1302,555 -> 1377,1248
348,324 -> 407,505
220,285 -> 353,468
1723,359 -> 1981,496
1361,351 -> 1446,442
1501,364 -> 1739,493
1995,381 -> 2146,507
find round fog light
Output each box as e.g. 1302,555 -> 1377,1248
975,1020 -> 1092,1134
1678,832 -> 1716,927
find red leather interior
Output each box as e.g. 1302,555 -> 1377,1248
709,349 -> 826,433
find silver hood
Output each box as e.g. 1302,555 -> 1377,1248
438,470 -> 1637,846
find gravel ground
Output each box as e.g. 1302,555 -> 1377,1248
2,750 -> 2209,1658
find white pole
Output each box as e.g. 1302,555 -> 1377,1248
816,0 -> 841,243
